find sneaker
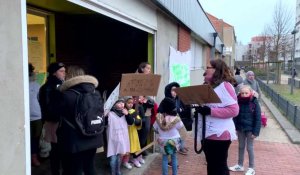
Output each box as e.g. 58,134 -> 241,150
229,164 -> 244,172
245,168 -> 255,175
123,162 -> 132,169
178,148 -> 188,155
131,159 -> 141,168
139,158 -> 145,164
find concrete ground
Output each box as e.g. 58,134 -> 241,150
31,143 -> 158,175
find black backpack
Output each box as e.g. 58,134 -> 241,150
65,89 -> 105,137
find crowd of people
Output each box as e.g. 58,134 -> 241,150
28,60 -> 262,175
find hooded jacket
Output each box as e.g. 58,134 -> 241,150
233,94 -> 261,136
159,82 -> 193,131
58,75 -> 103,153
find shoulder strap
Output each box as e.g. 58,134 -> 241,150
69,89 -> 80,95
68,89 -> 82,117
62,117 -> 77,130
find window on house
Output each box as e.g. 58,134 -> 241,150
190,39 -> 204,70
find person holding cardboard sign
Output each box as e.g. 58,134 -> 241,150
195,59 -> 239,175
136,62 -> 156,158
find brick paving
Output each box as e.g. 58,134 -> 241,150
144,135 -> 300,175
144,101 -> 300,175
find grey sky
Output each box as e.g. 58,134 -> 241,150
199,0 -> 296,44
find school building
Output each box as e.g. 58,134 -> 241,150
0,0 -> 225,174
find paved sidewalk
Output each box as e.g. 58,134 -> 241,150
143,100 -> 300,175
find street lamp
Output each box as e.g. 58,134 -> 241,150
290,27 -> 299,94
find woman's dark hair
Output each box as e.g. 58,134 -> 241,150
210,59 -> 236,87
28,63 -> 34,77
137,62 -> 150,73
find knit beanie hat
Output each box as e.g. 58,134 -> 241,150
114,98 -> 125,105
47,62 -> 65,75
124,96 -> 133,102
246,71 -> 255,77
160,97 -> 177,115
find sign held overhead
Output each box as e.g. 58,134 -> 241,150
120,73 -> 161,96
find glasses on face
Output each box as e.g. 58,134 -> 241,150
206,66 -> 214,69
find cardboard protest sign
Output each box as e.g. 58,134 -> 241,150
120,73 -> 161,96
174,85 -> 221,105
104,83 -> 120,116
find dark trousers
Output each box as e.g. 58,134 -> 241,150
50,143 -> 62,175
62,148 -> 96,175
30,119 -> 42,154
203,139 -> 231,175
138,117 -> 150,149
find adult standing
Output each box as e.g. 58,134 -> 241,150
234,68 -> 243,94
39,62 -> 65,175
29,63 -> 43,166
195,59 -> 239,175
243,71 -> 261,98
58,66 -> 103,175
136,62 -> 155,157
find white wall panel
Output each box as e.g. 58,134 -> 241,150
69,0 -> 157,33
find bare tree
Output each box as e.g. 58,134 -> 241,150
258,26 -> 273,63
267,0 -> 293,61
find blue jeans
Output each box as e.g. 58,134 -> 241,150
179,138 -> 185,150
109,154 -> 122,175
162,153 -> 177,175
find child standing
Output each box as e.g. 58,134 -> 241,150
229,85 -> 261,175
137,95 -> 154,158
153,97 -> 184,175
122,96 -> 143,169
159,82 -> 192,155
106,98 -> 135,175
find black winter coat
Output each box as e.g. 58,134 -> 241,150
58,75 -> 103,153
39,75 -> 63,122
233,95 -> 261,136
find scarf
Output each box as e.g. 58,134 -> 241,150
111,107 -> 124,117
238,95 -> 253,104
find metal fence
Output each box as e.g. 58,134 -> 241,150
257,78 -> 300,130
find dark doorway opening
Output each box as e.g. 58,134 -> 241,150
55,13 -> 148,95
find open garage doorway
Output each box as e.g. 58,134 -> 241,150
55,13 -> 149,95
27,0 -> 153,96
27,1 -> 154,174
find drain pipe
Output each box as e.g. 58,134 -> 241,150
221,44 -> 225,56
211,32 -> 218,59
